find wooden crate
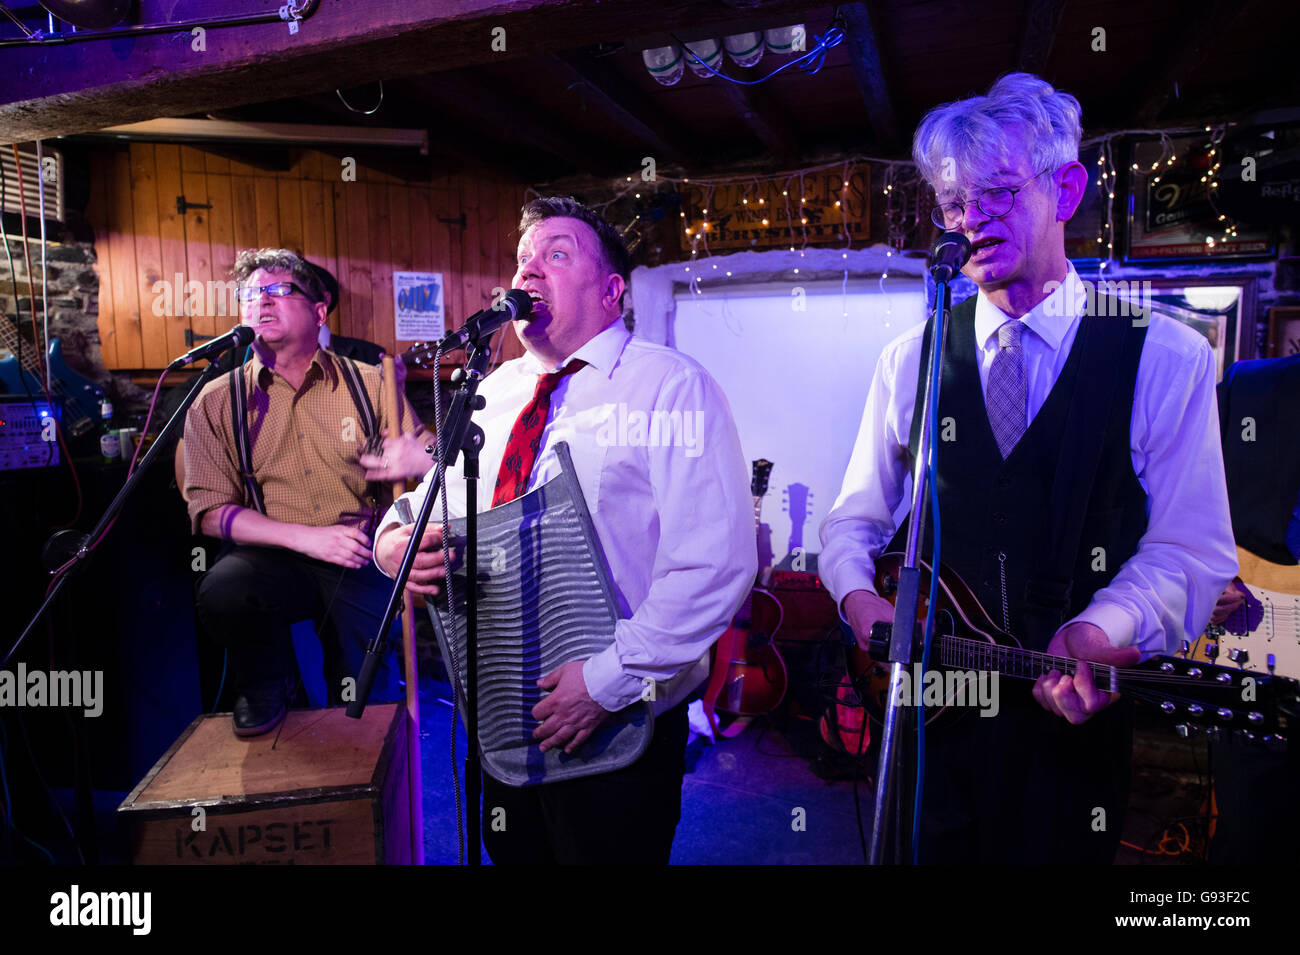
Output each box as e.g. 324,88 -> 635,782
119,703 -> 411,865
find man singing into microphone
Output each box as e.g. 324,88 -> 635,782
374,197 -> 756,864
184,248 -> 428,736
819,73 -> 1236,862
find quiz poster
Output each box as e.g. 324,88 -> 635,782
393,271 -> 445,340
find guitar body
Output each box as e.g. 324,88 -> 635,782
0,338 -> 101,437
711,588 -> 788,719
0,351 -> 42,397
1193,546 -> 1300,681
701,459 -> 790,736
848,552 -> 1019,728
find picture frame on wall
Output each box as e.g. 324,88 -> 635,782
1146,278 -> 1258,380
1266,306 -> 1300,359
1092,275 -> 1258,380
1125,135 -> 1274,263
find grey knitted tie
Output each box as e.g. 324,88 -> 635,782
987,319 -> 1027,458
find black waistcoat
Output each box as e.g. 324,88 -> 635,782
896,294 -> 1150,651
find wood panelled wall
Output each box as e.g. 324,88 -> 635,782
88,143 -> 530,371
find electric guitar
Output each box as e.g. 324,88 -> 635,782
0,313 -> 102,437
847,552 -> 1298,747
1190,546 -> 1300,682
702,459 -> 789,737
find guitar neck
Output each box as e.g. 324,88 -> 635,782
936,634 -> 1121,689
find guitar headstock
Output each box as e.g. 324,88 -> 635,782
751,459 -> 773,499
1140,655 -> 1298,750
402,341 -> 440,370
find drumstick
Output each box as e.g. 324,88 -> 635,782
382,354 -> 425,865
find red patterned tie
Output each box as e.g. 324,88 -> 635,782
491,360 -> 585,506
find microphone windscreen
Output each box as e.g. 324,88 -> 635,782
503,287 -> 534,320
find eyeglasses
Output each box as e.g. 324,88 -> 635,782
237,282 -> 316,303
930,168 -> 1055,230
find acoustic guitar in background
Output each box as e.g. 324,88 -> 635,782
702,459 -> 789,738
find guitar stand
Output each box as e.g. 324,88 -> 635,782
345,337 -> 491,866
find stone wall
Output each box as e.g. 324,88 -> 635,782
0,233 -> 146,407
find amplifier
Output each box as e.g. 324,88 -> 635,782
0,396 -> 60,470
766,568 -> 840,642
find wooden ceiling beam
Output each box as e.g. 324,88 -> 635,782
1134,0 -> 1264,124
404,73 -> 608,177
0,0 -> 814,143
546,51 -> 695,164
720,80 -> 798,166
1015,0 -> 1068,75
840,2 -> 900,153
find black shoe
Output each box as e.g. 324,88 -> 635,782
232,680 -> 288,737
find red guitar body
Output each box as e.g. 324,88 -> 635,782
709,587 -> 788,723
701,459 -> 789,737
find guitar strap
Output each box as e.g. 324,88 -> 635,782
228,353 -> 381,523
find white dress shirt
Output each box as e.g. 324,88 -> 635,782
819,267 -> 1238,654
379,319 -> 757,712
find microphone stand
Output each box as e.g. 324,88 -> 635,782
7,357 -> 227,664
867,263 -> 956,865
346,336 -> 491,867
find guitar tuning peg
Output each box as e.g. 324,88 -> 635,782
1234,729 -> 1257,744
1186,704 -> 1204,717
1186,667 -> 1203,679
1175,723 -> 1197,739
1247,711 -> 1263,723
1216,707 -> 1233,721
1160,701 -> 1176,714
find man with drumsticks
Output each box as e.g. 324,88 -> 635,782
374,196 -> 756,864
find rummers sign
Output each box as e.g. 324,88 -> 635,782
679,166 -> 871,253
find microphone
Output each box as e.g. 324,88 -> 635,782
167,324 -> 255,368
929,232 -> 972,283
437,288 -> 533,351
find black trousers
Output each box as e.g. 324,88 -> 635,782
194,544 -> 401,705
480,702 -> 689,864
917,688 -> 1134,864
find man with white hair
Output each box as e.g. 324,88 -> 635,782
820,73 -> 1236,862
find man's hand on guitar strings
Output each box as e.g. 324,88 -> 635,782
843,589 -> 897,651
1032,622 -> 1140,724
532,659 -> 610,754
1210,579 -> 1247,625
